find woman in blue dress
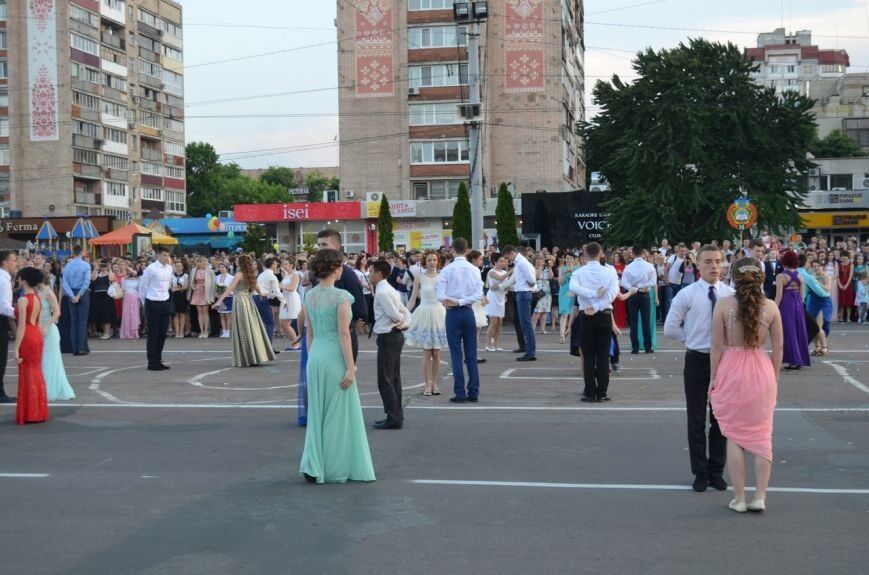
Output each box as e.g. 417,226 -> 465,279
39,273 -> 75,401
557,255 -> 576,343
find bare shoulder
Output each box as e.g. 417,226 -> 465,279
764,298 -> 781,316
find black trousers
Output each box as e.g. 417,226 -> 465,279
376,331 -> 404,425
627,292 -> 652,352
0,316 -> 9,396
145,299 -> 172,367
513,294 -> 526,350
350,328 -> 359,363
684,350 -> 726,478
579,311 -> 612,399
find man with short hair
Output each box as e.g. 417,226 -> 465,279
256,256 -> 282,349
662,242 -> 687,320
0,250 -> 19,402
436,238 -> 483,403
502,244 -> 537,361
664,245 -> 734,492
62,245 -> 92,356
316,229 -> 367,361
622,245 -> 656,354
370,260 -> 410,429
139,246 -> 174,371
763,249 -> 783,300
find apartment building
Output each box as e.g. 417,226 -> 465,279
808,73 -> 869,150
337,0 -> 585,203
3,0 -> 186,220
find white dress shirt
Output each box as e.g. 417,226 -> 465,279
621,258 -> 657,291
0,268 -> 13,318
569,261 -> 620,312
373,279 -> 410,334
512,253 -> 537,293
257,269 -> 284,301
665,254 -> 684,284
664,278 -> 735,352
436,256 -> 483,306
139,261 -> 173,302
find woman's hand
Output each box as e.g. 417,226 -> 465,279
339,367 -> 356,390
15,355 -> 22,365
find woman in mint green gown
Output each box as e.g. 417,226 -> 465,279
39,279 -> 75,401
299,249 -> 375,484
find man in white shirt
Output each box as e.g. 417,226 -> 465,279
662,243 -> 687,322
569,242 -> 620,402
622,245 -> 658,354
370,260 -> 411,429
664,244 -> 735,492
0,251 -> 19,402
139,246 -> 174,371
436,238 -> 483,402
256,257 -> 283,349
502,245 -> 537,361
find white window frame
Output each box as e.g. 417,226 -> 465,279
409,0 -> 455,10
408,25 -> 467,49
0,117 -> 8,137
73,91 -> 100,110
139,58 -> 162,79
410,140 -> 470,164
161,18 -> 183,39
140,111 -> 161,129
70,5 -> 97,27
141,187 -> 163,201
0,30 -> 6,50
71,33 -> 100,56
162,69 -> 183,95
73,120 -> 102,138
165,165 -> 185,179
0,144 -> 8,166
163,141 -> 184,157
101,100 -> 128,119
105,181 -> 128,197
409,102 -> 462,125
0,2 -> 6,21
104,154 -> 128,171
162,44 -> 183,62
409,63 -> 468,88
137,8 -> 159,28
73,148 -> 99,165
141,161 -> 163,176
164,118 -> 184,133
166,190 -> 185,212
0,60 -> 7,80
105,127 -> 128,144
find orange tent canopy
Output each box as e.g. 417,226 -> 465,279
89,223 -> 178,246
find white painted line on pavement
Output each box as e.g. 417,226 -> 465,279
500,367 -> 660,381
409,479 -> 869,495
823,361 -> 869,394
0,473 -> 50,478
188,368 -> 299,391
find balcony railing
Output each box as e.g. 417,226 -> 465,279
75,191 -> 97,204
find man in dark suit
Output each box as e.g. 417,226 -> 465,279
315,229 -> 367,361
763,250 -> 783,300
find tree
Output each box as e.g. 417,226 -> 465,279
584,39 -> 816,245
260,166 -> 299,190
495,182 -> 520,247
810,130 -> 865,158
377,194 -> 394,252
452,182 -> 472,244
304,171 -> 340,202
240,222 -> 271,255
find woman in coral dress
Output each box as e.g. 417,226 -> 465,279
710,259 -> 783,513
14,267 -> 49,425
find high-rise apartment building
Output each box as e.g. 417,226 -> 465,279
3,0 -> 186,220
337,0 -> 584,202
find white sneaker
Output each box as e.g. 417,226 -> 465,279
496,348 -> 505,352
747,498 -> 765,512
485,346 -> 495,352
728,499 -> 747,513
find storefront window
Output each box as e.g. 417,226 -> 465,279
297,221 -> 366,255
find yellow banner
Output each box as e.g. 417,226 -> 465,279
801,211 -> 869,228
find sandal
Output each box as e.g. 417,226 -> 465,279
423,391 -> 432,397
820,347 -> 829,356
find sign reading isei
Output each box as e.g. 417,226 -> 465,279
521,191 -> 609,248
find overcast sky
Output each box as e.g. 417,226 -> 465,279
182,0 -> 869,170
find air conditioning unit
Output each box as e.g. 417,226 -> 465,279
128,121 -> 136,129
808,168 -> 820,177
366,192 -> 382,202
344,190 -> 355,199
590,186 -> 605,192
408,87 -> 420,96
862,174 -> 869,190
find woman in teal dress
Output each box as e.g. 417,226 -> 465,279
299,249 -> 375,484
557,256 -> 576,343
39,274 -> 75,401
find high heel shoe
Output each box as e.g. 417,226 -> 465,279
819,347 -> 829,356
747,498 -> 766,512
728,499 -> 747,513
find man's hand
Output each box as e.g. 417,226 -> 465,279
596,287 -> 608,298
584,306 -> 595,316
443,299 -> 458,308
72,296 -> 80,304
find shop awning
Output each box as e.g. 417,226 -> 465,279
89,223 -> 178,246
177,235 -> 239,249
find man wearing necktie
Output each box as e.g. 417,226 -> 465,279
664,245 -> 735,492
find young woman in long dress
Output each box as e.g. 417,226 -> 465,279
119,267 -> 141,340
39,275 -> 75,401
557,255 -> 576,344
775,251 -> 810,370
484,253 -> 510,351
214,263 -> 234,338
15,267 -> 49,425
406,250 -> 448,396
710,258 -> 783,513
278,259 -> 302,349
188,257 -> 216,339
299,249 -> 375,484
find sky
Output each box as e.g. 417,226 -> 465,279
182,0 -> 869,170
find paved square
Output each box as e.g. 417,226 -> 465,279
2,327 -> 867,574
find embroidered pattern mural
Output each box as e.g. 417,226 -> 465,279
505,0 -> 545,93
28,0 -> 59,141
355,0 -> 394,98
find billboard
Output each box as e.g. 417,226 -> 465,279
521,191 -> 608,248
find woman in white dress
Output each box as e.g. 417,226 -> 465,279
405,250 -> 447,396
279,258 -> 302,350
484,253 -> 510,351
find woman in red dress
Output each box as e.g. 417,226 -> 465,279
837,251 -> 856,322
14,267 -> 49,425
611,250 -> 628,329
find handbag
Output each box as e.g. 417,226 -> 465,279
108,282 -> 124,300
531,289 -> 544,310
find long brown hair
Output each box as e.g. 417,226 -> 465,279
238,254 -> 258,288
732,257 -> 765,349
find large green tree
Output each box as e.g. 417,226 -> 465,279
377,194 -> 394,252
584,39 -> 816,245
810,129 -> 865,158
259,166 -> 299,189
240,222 -> 272,255
452,183 -> 472,244
495,182 -> 519,247
304,171 -> 340,202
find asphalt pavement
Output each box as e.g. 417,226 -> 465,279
1,326 -> 867,574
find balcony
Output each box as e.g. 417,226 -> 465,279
71,20 -> 100,39
138,46 -> 160,63
141,148 -> 163,161
73,134 -> 99,149
75,190 -> 97,204
104,169 -> 130,181
101,31 -> 124,50
139,73 -> 163,89
74,164 -> 103,179
138,21 -> 163,41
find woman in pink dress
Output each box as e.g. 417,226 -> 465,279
188,257 -> 216,339
119,267 -> 141,340
710,258 -> 783,513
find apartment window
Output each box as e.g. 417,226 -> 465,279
0,60 -> 7,80
104,154 -> 128,171
161,18 -> 183,39
104,73 -> 127,92
819,174 -> 854,191
0,1 -> 6,21
101,46 -> 127,66
162,45 -> 183,62
163,141 -> 184,157
167,190 -> 185,212
802,64 -> 814,75
0,31 -> 6,50
786,65 -> 796,73
137,8 -> 159,28
138,34 -> 159,53
103,208 -> 131,220
73,120 -> 101,139
410,140 -> 469,164
0,145 -> 7,165
71,33 -> 100,56
81,67 -> 102,84
164,118 -> 184,133
843,118 -> 869,148
409,63 -> 468,88
105,181 -> 128,197
163,70 -> 183,95
105,127 -> 128,144
0,88 -> 7,107
821,64 -> 845,74
0,117 -> 7,137
101,100 -> 128,119
73,91 -> 100,110
141,187 -> 163,201
410,103 -> 461,125
140,111 -> 160,129
165,165 -> 185,179
70,5 -> 97,27
104,0 -> 125,10
408,25 -> 467,48
416,180 -> 464,200
409,0 -> 455,9
73,148 -> 98,165
139,58 -> 162,79
141,161 -> 162,176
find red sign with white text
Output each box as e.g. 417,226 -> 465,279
234,202 -> 363,222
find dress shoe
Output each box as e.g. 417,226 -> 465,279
303,473 -> 318,484
708,476 -> 728,491
692,476 -> 708,492
273,349 -> 281,355
512,348 -> 526,354
373,420 -> 402,430
644,350 -> 654,354
597,395 -> 611,402
0,394 -> 16,404
580,395 -> 595,403
159,364 -> 171,370
728,498 -> 747,513
147,365 -> 163,372
630,350 -> 639,354
374,418 -> 387,426
74,352 -> 89,356
449,397 -> 466,403
477,358 -> 487,364
516,355 -> 537,362
747,498 -> 766,512
466,397 -> 479,403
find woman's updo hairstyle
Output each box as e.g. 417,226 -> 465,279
731,257 -> 765,349
310,249 -> 344,280
18,267 -> 45,289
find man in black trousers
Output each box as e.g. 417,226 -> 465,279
370,260 -> 410,430
315,229 -> 367,362
139,246 -> 174,371
0,250 -> 19,402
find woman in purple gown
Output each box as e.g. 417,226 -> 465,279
774,251 -> 810,370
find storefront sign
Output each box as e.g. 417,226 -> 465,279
522,191 -> 608,246
803,191 -> 869,209
234,202 -> 363,222
0,217 -> 113,236
366,200 -> 417,218
801,211 -> 869,229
